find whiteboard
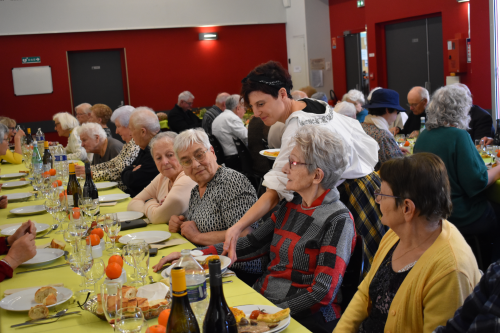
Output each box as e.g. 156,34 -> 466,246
12,66 -> 53,96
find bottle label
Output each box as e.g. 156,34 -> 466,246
186,281 -> 207,302
62,156 -> 67,161
55,155 -> 62,162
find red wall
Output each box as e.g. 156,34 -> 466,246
329,0 -> 492,109
0,23 -> 288,135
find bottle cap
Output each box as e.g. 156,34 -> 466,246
44,141 -> 49,148
27,128 -> 31,134
171,267 -> 187,297
69,163 -> 75,173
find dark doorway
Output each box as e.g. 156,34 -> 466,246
385,16 -> 444,112
345,32 -> 370,97
68,49 -> 127,142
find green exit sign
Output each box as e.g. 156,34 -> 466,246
357,0 -> 365,7
22,56 -> 41,64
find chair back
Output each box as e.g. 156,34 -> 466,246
233,137 -> 254,175
208,134 -> 226,165
340,235 -> 365,311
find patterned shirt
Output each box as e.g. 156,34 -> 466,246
202,189 -> 356,323
361,123 -> 403,170
201,105 -> 223,135
434,260 -> 500,333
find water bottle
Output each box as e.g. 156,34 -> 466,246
420,117 -> 426,133
61,145 -> 69,184
54,145 -> 62,179
32,142 -> 43,175
36,128 -> 45,155
171,249 -> 209,328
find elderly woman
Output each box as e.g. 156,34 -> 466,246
88,104 -> 113,138
78,122 -> 123,165
121,107 -> 160,197
335,153 -> 481,333
0,124 -> 10,208
344,89 -> 368,122
0,117 -> 24,164
53,112 -> 87,161
223,61 -> 382,273
414,85 -> 500,262
155,126 -> 356,333
334,101 -> 357,119
128,132 -> 196,224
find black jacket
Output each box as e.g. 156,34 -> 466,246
399,111 -> 426,135
467,105 -> 494,141
121,146 -> 159,197
167,104 -> 201,134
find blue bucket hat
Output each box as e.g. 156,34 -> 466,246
362,88 -> 405,112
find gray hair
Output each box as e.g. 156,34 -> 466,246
409,86 -> 430,101
311,92 -> 328,102
111,105 -> 134,127
291,90 -> 307,101
75,103 -> 92,114
293,125 -> 348,189
367,87 -> 382,102
173,128 -> 211,160
225,94 -> 241,112
149,131 -> 178,154
0,123 -> 8,143
455,83 -> 472,100
178,91 -> 195,104
130,107 -> 161,134
53,112 -> 79,130
426,85 -> 472,131
215,93 -> 229,104
334,101 -> 356,119
346,89 -> 365,104
78,122 -> 107,143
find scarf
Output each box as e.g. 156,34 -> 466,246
364,114 -> 392,135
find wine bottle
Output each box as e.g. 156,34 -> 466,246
83,162 -> 99,214
167,267 -> 200,333
493,119 -> 500,145
26,128 -> 33,145
203,259 -> 237,333
42,141 -> 52,172
67,163 -> 82,208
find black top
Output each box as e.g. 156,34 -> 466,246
301,98 -> 327,114
467,104 -> 494,141
201,105 -> 223,135
167,104 -> 202,134
120,146 -> 159,197
358,242 -> 413,333
399,111 -> 425,135
247,117 -> 271,175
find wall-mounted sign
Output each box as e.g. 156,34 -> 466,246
22,57 -> 40,64
369,53 -> 375,57
332,37 -> 337,49
92,66 -> 101,70
293,66 -> 302,73
310,58 -> 325,70
466,38 -> 471,63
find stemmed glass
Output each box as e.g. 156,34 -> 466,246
101,281 -> 123,328
395,134 -> 405,147
116,307 -> 149,333
104,213 -> 120,254
69,239 -> 93,293
84,258 -> 105,295
32,173 -> 44,194
122,239 -> 149,287
54,203 -> 68,234
44,188 -> 61,231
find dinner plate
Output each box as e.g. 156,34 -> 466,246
0,172 -> 25,179
1,222 -> 50,236
117,211 -> 144,222
2,181 -> 30,189
233,305 -> 291,333
99,193 -> 130,202
5,192 -> 33,202
0,287 -> 73,311
259,149 -> 280,160
20,249 -> 65,266
161,255 -> 231,280
95,181 -> 118,190
10,205 -> 46,216
119,230 -> 171,245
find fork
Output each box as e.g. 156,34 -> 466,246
149,276 -> 154,284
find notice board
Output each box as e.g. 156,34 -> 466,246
12,66 -> 53,96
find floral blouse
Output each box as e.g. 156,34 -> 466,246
361,123 -> 403,170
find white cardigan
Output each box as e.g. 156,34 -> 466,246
65,128 -> 87,161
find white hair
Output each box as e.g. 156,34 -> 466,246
75,103 -> 92,114
173,128 -> 211,160
225,94 -> 241,112
0,124 -> 8,143
215,93 -> 229,104
455,83 -> 472,100
130,107 -> 161,134
78,122 -> 107,143
149,131 -> 178,154
346,89 -> 365,104
426,85 -> 472,131
334,102 -> 357,119
367,87 -> 383,102
111,105 -> 134,127
53,112 -> 79,130
291,90 -> 307,101
409,86 -> 430,101
178,91 -> 195,104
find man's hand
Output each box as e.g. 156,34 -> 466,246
4,233 -> 37,270
74,165 -> 85,177
7,220 -> 36,246
0,196 -> 8,209
180,221 -> 201,243
152,252 -> 182,272
168,215 -> 185,233
481,137 -> 494,146
390,127 -> 400,135
409,130 -> 420,138
133,165 -> 142,172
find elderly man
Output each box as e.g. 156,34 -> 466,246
391,86 -> 428,137
79,122 -> 123,166
291,90 -> 308,100
75,103 -> 92,124
167,91 -> 201,134
202,92 -> 229,135
121,107 -> 160,196
88,104 -> 113,138
455,84 -> 495,141
212,94 -> 247,171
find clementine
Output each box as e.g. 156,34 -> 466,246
88,234 -> 100,246
158,309 -> 171,327
404,141 -> 410,147
49,169 -> 56,176
108,255 -> 124,268
91,228 -> 104,239
105,262 -> 122,279
147,325 -> 166,333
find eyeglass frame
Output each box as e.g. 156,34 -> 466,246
374,188 -> 399,203
179,147 -> 210,168
407,99 -> 424,109
288,156 -> 312,169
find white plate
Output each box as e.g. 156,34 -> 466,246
0,287 -> 73,311
259,149 -> 280,160
161,255 -> 232,279
95,182 -> 118,190
0,173 -> 25,179
99,193 -> 130,202
117,211 -> 144,222
5,192 -> 33,202
234,305 -> 291,333
2,181 -> 30,189
1,222 -> 50,236
20,249 -> 65,266
119,230 -> 171,245
9,205 -> 46,215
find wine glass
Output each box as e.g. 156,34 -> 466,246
69,240 -> 93,293
134,245 -> 150,286
90,198 -> 100,217
395,134 -> 405,146
104,213 -> 120,254
79,196 -> 93,229
101,281 -> 123,328
116,307 -> 149,333
44,189 -> 61,231
122,239 -> 147,287
84,258 -> 105,295
54,203 -> 68,234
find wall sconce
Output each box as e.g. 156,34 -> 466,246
456,0 -> 469,2
199,33 -> 218,41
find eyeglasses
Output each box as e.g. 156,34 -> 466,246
288,157 -> 311,169
374,189 -> 399,203
407,99 -> 423,109
179,148 -> 209,168
7,127 -> 15,131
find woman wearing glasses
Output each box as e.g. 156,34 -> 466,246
0,117 -> 24,164
155,126 -> 356,333
334,153 -> 481,333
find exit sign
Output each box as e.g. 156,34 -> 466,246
22,57 -> 41,64
357,0 -> 365,7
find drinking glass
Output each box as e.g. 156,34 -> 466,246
40,174 -> 52,199
84,258 -> 105,295
79,197 -> 93,229
101,281 -> 123,328
116,307 -> 149,333
104,213 -> 121,254
69,241 -> 93,293
395,134 -> 405,146
122,239 -> 147,287
44,189 -> 61,230
32,173 -> 44,193
54,204 -> 68,234
90,198 -> 100,217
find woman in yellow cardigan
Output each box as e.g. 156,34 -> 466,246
335,153 -> 481,333
0,117 -> 23,164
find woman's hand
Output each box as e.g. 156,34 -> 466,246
152,252 -> 181,272
0,196 -> 8,209
14,129 -> 25,142
400,147 -> 410,155
180,221 -> 201,243
169,215 -> 185,233
222,224 -> 243,265
133,165 -> 142,172
4,233 -> 37,270
7,220 -> 36,246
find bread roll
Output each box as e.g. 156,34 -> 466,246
42,293 -> 57,306
122,286 -> 137,299
149,299 -> 168,309
34,287 -> 57,304
136,297 -> 149,312
50,239 -> 66,250
28,305 -> 49,320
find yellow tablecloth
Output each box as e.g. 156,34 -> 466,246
0,162 -> 309,332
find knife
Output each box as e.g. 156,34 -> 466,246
16,263 -> 69,275
11,311 -> 81,327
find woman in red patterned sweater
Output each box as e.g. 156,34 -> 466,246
154,125 -> 356,332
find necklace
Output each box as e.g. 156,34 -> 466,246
300,202 -> 324,211
392,229 -> 439,263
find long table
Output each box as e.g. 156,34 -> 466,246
0,162 -> 310,333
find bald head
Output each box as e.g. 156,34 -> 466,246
215,92 -> 230,110
407,86 -> 429,115
291,90 -> 308,100
75,103 -> 92,124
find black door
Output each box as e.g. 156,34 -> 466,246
345,33 -> 362,92
68,49 -> 125,141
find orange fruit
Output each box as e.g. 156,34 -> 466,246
158,309 -> 171,327
42,171 -> 50,178
49,169 -> 56,176
87,234 -> 100,246
105,262 -> 122,279
404,141 -> 410,147
147,325 -> 166,333
108,255 -> 123,268
72,210 -> 81,219
91,228 -> 104,239
497,151 -> 500,158
56,180 -> 62,186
